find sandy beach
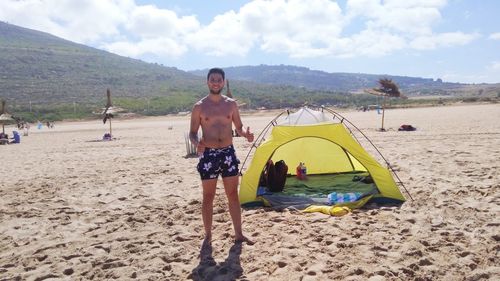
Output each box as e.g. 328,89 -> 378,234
0,103 -> 499,281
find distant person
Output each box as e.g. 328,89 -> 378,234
10,131 -> 20,144
189,67 -> 255,245
23,123 -> 30,136
0,132 -> 8,145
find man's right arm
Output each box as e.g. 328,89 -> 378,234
189,104 -> 201,147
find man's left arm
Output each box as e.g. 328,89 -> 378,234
232,102 -> 254,143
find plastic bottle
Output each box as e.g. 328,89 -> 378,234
327,192 -> 362,204
301,163 -> 307,180
296,162 -> 303,180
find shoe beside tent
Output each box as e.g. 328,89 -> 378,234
239,106 -> 407,208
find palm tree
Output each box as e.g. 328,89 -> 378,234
364,78 -> 404,131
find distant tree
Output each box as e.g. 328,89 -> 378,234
364,78 -> 405,131
377,78 -> 402,97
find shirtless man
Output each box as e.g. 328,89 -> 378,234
189,68 -> 254,245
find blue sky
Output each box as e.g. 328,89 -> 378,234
1,0 -> 500,83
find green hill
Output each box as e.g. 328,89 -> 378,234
0,22 -> 373,120
1,21 -> 497,122
0,22 -> 360,119
0,21 -> 204,106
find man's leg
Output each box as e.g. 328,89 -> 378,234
222,176 -> 242,236
222,176 -> 254,244
201,179 -> 217,242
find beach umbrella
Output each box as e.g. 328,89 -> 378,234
364,78 -> 405,131
0,99 -> 14,134
225,80 -> 247,107
226,80 -> 233,98
101,89 -> 124,138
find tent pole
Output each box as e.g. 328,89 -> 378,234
321,106 -> 413,200
381,96 -> 386,131
239,110 -> 288,173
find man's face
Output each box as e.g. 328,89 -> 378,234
207,73 -> 224,95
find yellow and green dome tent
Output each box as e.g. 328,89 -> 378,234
239,106 -> 407,208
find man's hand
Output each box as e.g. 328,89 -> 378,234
245,126 -> 254,143
197,139 -> 206,156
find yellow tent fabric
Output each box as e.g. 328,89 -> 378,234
239,122 -> 405,205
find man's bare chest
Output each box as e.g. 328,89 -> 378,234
200,106 -> 232,123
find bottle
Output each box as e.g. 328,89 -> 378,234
328,192 -> 362,204
301,163 -> 307,179
296,162 -> 303,180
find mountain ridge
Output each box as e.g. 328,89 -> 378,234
1,21 -> 498,114
189,64 -> 475,95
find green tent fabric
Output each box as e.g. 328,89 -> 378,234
239,107 -> 405,207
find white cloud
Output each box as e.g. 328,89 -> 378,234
185,10 -> 257,56
102,37 -> 188,58
489,33 -> 500,40
107,4 -> 199,58
126,5 -> 199,38
346,0 -> 447,35
410,32 -> 479,49
346,29 -> 407,57
0,0 -> 481,61
0,0 -> 134,44
489,61 -> 500,70
240,0 -> 345,57
0,0 -> 200,58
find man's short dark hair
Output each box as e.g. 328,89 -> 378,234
207,68 -> 225,81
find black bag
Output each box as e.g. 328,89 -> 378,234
262,160 -> 288,192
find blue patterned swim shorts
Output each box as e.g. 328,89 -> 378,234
197,145 -> 240,180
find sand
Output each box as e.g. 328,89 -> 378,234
0,103 -> 499,281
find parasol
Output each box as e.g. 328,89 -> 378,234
226,80 -> 233,98
101,89 -> 124,138
0,100 -> 14,134
225,80 -> 247,107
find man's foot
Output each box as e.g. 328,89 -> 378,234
199,237 -> 216,266
235,235 -> 255,245
202,235 -> 212,247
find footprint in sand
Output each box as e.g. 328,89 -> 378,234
348,268 -> 365,276
400,267 -> 415,277
34,274 -> 59,280
174,235 -> 194,242
250,231 -> 260,237
306,270 -> 317,276
277,261 -> 287,268
406,249 -> 423,257
418,258 -> 433,266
